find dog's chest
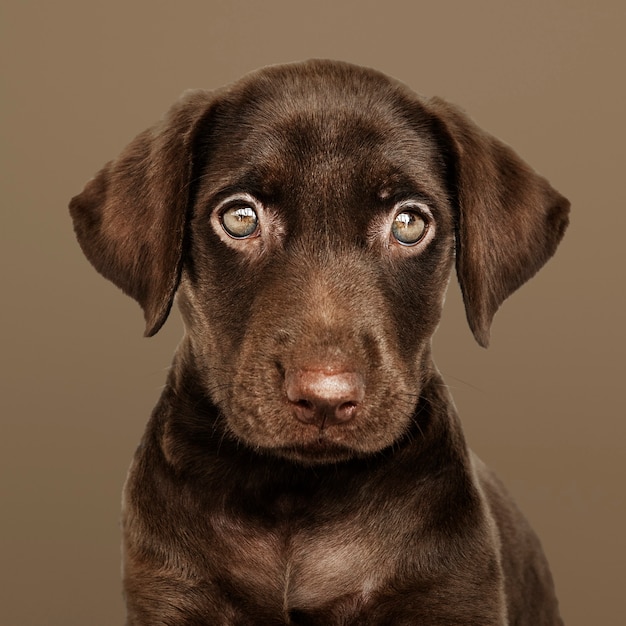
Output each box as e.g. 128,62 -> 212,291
211,506 -> 398,612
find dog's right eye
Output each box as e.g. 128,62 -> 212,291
220,205 -> 259,239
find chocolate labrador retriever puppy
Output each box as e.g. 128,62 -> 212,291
70,60 -> 569,624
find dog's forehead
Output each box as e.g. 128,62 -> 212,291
202,70 -> 447,208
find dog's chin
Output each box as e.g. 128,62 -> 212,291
247,425 -> 398,465
268,440 -> 365,465
227,409 -> 415,466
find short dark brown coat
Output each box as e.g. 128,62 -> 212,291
70,60 -> 569,625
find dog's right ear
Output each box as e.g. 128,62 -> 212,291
69,90 -> 214,337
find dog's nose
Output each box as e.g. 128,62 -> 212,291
285,368 -> 365,427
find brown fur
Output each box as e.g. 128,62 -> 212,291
70,60 -> 569,625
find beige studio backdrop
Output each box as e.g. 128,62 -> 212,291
2,1 -> 624,624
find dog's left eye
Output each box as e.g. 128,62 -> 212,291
220,205 -> 259,239
391,209 -> 428,245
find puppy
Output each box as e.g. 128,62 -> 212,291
70,60 -> 569,625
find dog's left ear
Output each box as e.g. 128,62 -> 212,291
428,97 -> 570,347
69,90 -> 214,337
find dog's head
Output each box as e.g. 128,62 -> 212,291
70,60 -> 569,464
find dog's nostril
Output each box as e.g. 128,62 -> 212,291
336,401 -> 358,422
285,368 -> 365,427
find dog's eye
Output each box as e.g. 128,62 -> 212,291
221,205 -> 259,239
391,209 -> 428,245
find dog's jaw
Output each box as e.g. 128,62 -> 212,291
177,244 -> 448,465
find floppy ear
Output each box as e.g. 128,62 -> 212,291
428,97 -> 570,347
69,90 -> 214,337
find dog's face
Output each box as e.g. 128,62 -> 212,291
70,61 -> 569,465
180,71 -> 455,462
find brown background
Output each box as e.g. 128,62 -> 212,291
2,1 -> 624,624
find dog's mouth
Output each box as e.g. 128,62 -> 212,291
225,367 -> 420,465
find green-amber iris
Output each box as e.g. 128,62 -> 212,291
221,205 -> 259,238
391,211 -> 426,245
